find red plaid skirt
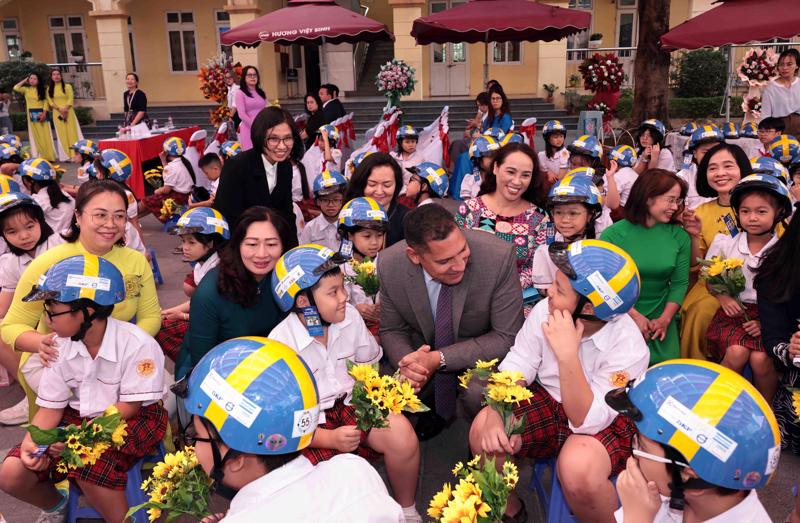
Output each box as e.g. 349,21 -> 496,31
514,382 -> 635,476
141,190 -> 189,223
301,397 -> 381,466
707,302 -> 762,361
155,318 -> 188,362
5,403 -> 167,490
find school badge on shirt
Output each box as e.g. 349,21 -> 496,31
609,371 -> 630,388
136,359 -> 156,377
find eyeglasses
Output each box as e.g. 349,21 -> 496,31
44,305 -> 76,320
183,428 -> 214,446
318,197 -> 343,206
266,136 -> 294,148
85,211 -> 127,226
657,196 -> 684,207
245,73 -> 258,78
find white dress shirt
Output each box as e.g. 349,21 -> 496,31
36,319 -> 167,417
32,187 -> 75,234
614,489 -> 771,523
422,268 -> 442,321
261,155 -> 278,193
268,304 -> 381,421
499,298 -> 649,434
615,166 -> 639,207
761,77 -> 800,119
0,234 -> 64,291
222,454 -> 404,523
706,231 -> 777,304
298,214 -> 340,252
193,252 -> 220,286
163,158 -> 194,194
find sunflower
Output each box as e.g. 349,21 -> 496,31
427,482 -> 452,519
475,358 -> 499,369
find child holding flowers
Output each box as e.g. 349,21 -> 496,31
468,240 -> 648,523
705,174 -> 792,403
0,255 -> 167,523
269,244 -> 422,522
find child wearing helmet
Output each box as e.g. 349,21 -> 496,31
469,239 -> 649,523
677,124 -> 725,209
69,139 -> 99,188
757,116 -> 784,155
608,360 -> 778,522
20,157 -> 74,234
300,125 -> 342,205
268,245 -> 422,521
390,125 -> 421,190
704,174 -> 790,403
0,142 -> 24,189
189,153 -> 224,209
157,208 -> 230,362
608,144 -> 640,208
177,336 -> 404,521
298,170 -> 348,251
633,119 -> 674,173
137,136 -> 196,222
538,120 -> 570,184
0,255 -> 167,523
722,121 -> 740,140
405,162 -> 449,206
219,140 -> 242,161
460,134 -> 500,199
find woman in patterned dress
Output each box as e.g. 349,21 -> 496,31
455,142 -> 548,311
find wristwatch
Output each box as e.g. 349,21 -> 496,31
438,351 -> 447,370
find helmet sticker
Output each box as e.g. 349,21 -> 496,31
200,369 -> 262,429
66,274 -> 111,292
657,396 -> 737,462
292,405 -> 321,438
206,217 -> 228,230
586,271 -> 624,310
766,445 -> 781,475
366,209 -> 386,220
110,158 -> 122,174
275,265 -> 306,297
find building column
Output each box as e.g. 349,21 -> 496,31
389,0 -> 425,101
88,1 -> 133,117
226,0 -> 283,103
537,0 -> 569,108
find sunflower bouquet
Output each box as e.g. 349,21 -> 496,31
428,455 -> 519,523
159,198 -> 184,223
144,166 -> 164,189
697,255 -> 749,320
347,362 -> 429,431
460,359 -> 532,437
126,446 -> 212,523
346,257 -> 380,302
26,405 -> 127,473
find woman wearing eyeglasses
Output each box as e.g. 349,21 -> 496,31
601,169 -> 691,364
0,180 -> 160,422
235,66 -> 268,151
214,107 -> 301,237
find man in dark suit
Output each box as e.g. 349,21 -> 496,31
378,204 -> 524,439
319,83 -> 346,124
214,106 -> 298,235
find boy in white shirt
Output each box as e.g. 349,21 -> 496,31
756,117 -> 784,156
269,244 -> 422,523
189,153 -> 224,209
677,125 -> 725,209
404,162 -> 449,207
178,336 -> 404,523
298,169 -> 347,251
138,136 -> 196,222
607,360 -> 778,523
469,239 -> 649,523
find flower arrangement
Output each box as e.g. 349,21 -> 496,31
347,362 -> 428,431
737,48 -> 778,86
586,101 -> 612,116
697,255 -> 749,320
346,257 -> 379,302
428,455 -> 519,522
159,198 -> 184,222
742,96 -> 763,119
126,446 -> 212,523
789,388 -> 800,422
578,53 -> 625,92
144,166 -> 164,189
375,59 -> 416,107
198,53 -> 242,126
460,360 -> 532,436
26,405 -> 127,473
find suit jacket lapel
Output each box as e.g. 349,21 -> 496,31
406,262 -> 434,344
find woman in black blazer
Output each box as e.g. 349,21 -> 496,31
214,107 -> 301,235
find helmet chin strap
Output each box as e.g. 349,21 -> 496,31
71,304 -> 100,342
572,295 -> 600,323
203,419 -> 241,501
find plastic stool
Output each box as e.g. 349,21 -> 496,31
66,442 -> 166,523
742,362 -> 753,382
149,248 -> 164,286
529,457 -> 618,523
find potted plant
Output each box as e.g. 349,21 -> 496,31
588,33 -> 603,49
568,74 -> 581,89
542,83 -> 558,103
20,50 -> 32,62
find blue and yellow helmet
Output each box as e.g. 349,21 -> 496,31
688,125 -> 724,151
679,122 -> 699,137
548,239 -> 640,321
71,139 -> 99,159
750,156 -> 789,183
546,174 -> 603,213
731,174 -> 792,219
0,134 -> 20,149
483,127 -> 507,141
411,162 -> 449,198
170,207 -> 230,240
272,244 -> 347,312
0,175 -> 21,194
608,144 -> 638,168
396,125 -> 418,141
542,120 -> 567,138
607,360 -> 781,490
721,122 -> 739,140
740,121 -> 759,139
0,143 -> 19,161
348,150 -> 373,177
184,336 -> 320,455
567,134 -> 603,159
0,191 -> 37,217
499,132 -> 525,147
220,140 -> 242,160
769,135 -> 800,166
98,149 -> 133,182
20,158 -> 57,181
639,119 -> 666,141
319,124 -> 339,145
338,196 -> 388,231
163,136 -> 187,157
469,135 -> 501,162
22,254 -> 126,306
312,169 -> 348,197
565,166 -> 604,187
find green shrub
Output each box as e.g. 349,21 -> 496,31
9,113 -> 26,132
9,106 -> 93,132
0,60 -> 52,96
673,50 -> 727,98
74,106 -> 93,126
668,96 -> 743,119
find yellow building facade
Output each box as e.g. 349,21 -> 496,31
0,0 -> 722,119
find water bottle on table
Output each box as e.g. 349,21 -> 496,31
167,116 -> 174,129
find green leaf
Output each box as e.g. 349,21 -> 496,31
26,424 -> 64,445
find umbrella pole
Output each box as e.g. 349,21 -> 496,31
320,36 -> 328,84
483,35 -> 489,87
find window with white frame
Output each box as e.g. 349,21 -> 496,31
49,15 -> 86,64
166,11 -> 198,72
215,10 -> 233,61
568,0 -> 592,9
567,0 -> 592,61
492,42 -> 521,64
3,19 -> 20,59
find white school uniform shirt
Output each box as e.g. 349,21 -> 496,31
125,189 -> 137,219
677,164 -> 713,210
538,148 -> 570,177
209,178 -> 219,195
636,148 -> 675,171
614,166 -> 638,207
292,164 -> 304,202
36,318 -> 167,418
298,214 -> 340,251
192,252 -> 220,285
261,155 -> 278,193
124,221 -> 147,256
268,304 -> 381,422
163,157 -> 194,194
32,187 -> 75,234
0,234 -> 64,291
460,171 -> 482,200
614,489 -> 770,523
294,202 -> 306,234
499,298 -> 649,434
706,231 -> 777,304
222,454 -> 404,523
390,150 -> 421,190
77,160 -> 91,184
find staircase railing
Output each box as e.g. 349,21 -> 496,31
353,4 -> 371,87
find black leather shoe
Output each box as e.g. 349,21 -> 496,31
413,411 -> 447,441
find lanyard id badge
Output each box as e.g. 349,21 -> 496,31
302,307 -> 324,337
546,222 -> 556,245
722,214 -> 739,237
339,239 -> 354,259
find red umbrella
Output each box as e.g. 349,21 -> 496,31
221,0 -> 394,47
411,0 -> 590,84
661,0 -> 800,50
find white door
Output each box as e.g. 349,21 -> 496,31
616,4 -> 637,87
429,0 -> 469,96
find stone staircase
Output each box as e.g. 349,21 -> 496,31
348,41 -> 396,98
